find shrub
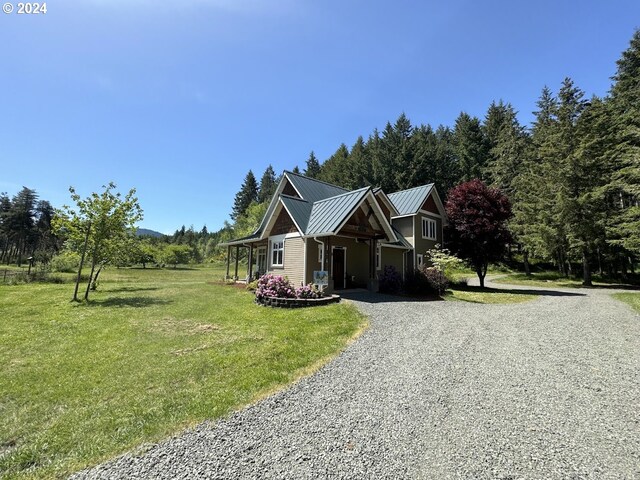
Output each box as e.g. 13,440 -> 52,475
378,265 -> 402,294
295,283 -> 322,299
255,274 -> 296,301
50,251 -> 81,273
246,280 -> 258,292
421,266 -> 449,295
403,268 -> 431,295
425,245 -> 464,281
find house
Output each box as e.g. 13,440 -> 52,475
222,171 -> 447,293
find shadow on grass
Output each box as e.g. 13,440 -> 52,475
107,286 -> 160,293
455,285 -> 585,297
86,296 -> 171,308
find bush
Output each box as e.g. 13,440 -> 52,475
378,265 -> 402,294
246,280 -> 258,292
49,251 -> 81,273
255,274 -> 296,301
425,245 -> 464,280
403,268 -> 431,295
421,266 -> 449,295
295,284 -> 322,299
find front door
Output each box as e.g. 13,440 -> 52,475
332,247 -> 345,289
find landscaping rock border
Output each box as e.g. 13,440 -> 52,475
256,294 -> 340,308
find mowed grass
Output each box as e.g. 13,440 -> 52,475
613,293 -> 640,313
444,285 -> 538,304
493,271 -> 637,289
0,266 -> 366,479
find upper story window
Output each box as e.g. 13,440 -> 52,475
270,235 -> 285,267
421,217 -> 437,240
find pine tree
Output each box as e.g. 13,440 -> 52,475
231,170 -> 259,220
483,101 -> 529,194
607,29 -> 640,255
258,165 -> 277,203
453,112 -> 489,182
318,144 -> 350,188
304,152 -> 321,179
292,165 -> 301,174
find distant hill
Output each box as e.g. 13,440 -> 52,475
136,228 -> 165,238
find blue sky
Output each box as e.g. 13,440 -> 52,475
1,0 -> 638,234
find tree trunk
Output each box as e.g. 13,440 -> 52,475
476,262 -> 488,288
523,250 -> 531,277
84,260 -> 97,301
582,248 -> 592,286
73,222 -> 91,302
597,247 -> 603,276
91,264 -> 104,290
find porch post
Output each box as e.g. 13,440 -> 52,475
234,245 -> 239,279
248,244 -> 254,280
226,245 -> 231,279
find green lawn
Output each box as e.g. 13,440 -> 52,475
612,292 -> 640,313
0,266 -> 366,479
493,271 -> 637,289
444,285 -> 538,304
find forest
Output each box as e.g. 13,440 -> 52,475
1,31 -> 638,284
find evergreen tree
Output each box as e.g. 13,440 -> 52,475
258,165 -> 277,203
483,101 -> 529,194
453,112 -> 489,182
292,165 -> 301,174
607,29 -> 640,255
231,170 -> 258,220
318,144 -> 350,187
304,152 -> 321,179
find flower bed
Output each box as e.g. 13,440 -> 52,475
257,294 -> 341,308
255,273 -> 339,308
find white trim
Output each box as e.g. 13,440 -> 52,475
279,198 -> 305,235
283,171 -> 304,199
269,234 -> 286,267
417,253 -> 424,268
421,217 -> 437,241
302,238 -> 307,285
419,209 -> 441,218
380,243 -> 411,250
333,190 -> 398,243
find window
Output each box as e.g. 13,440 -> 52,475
376,244 -> 381,270
422,217 -> 437,240
417,254 -> 424,267
270,236 -> 285,267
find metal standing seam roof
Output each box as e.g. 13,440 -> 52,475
285,171 -> 348,203
306,187 -> 370,235
382,226 -> 413,249
387,184 -> 434,215
279,195 -> 312,233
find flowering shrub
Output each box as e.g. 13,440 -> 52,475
295,283 -> 322,299
425,244 -> 464,280
255,274 -> 296,301
421,266 -> 449,295
378,265 -> 403,294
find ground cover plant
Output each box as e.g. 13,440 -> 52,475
0,265 -> 366,479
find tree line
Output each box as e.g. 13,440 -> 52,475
0,187 -> 59,265
230,30 -> 640,284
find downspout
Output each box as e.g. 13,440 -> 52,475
313,237 -> 325,271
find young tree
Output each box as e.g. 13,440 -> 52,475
304,152 -> 321,179
231,170 -> 258,220
445,180 -> 512,287
54,183 -> 143,301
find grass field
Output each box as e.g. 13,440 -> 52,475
0,266 -> 366,479
612,292 -> 640,313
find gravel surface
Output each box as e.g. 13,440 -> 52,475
72,280 -> 640,479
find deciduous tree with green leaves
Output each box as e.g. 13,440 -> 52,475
53,183 -> 143,301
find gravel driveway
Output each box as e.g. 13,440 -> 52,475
73,280 -> 640,479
